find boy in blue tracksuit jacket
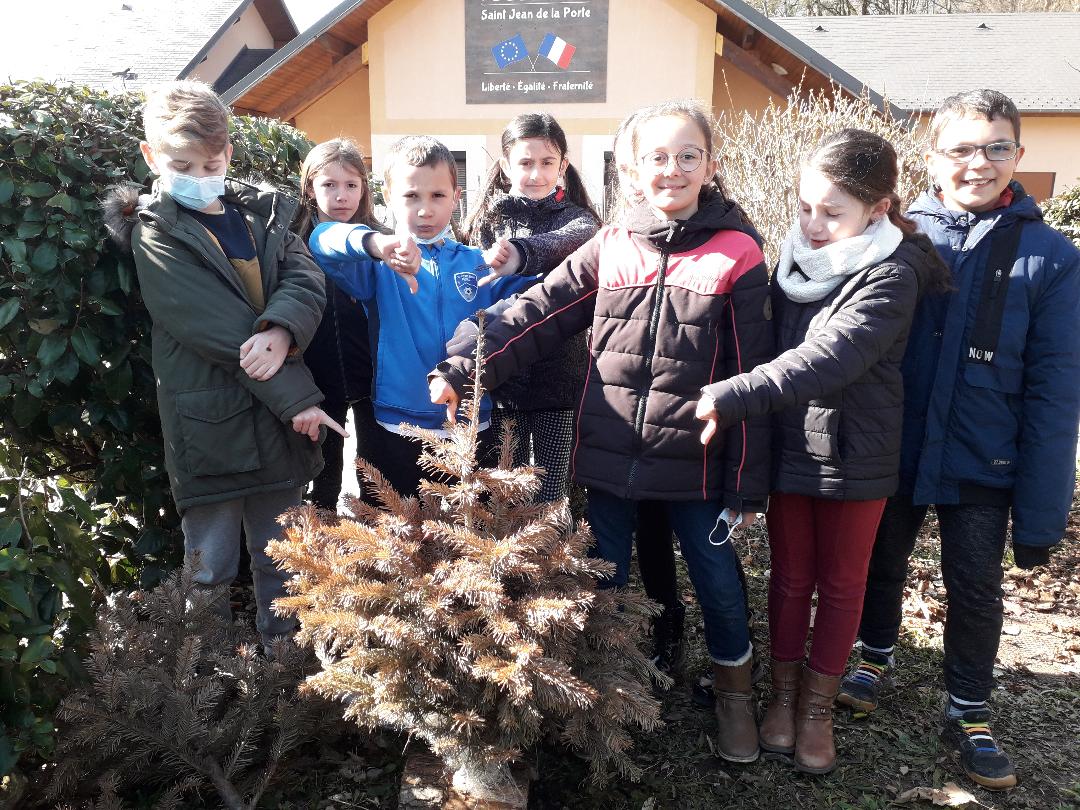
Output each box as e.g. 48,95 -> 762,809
308,135 -> 533,496
839,90 -> 1080,791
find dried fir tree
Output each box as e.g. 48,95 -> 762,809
49,562 -> 319,810
269,319 -> 666,798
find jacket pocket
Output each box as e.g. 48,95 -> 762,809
175,386 -> 261,476
798,405 -> 840,461
962,363 -> 1023,394
955,363 -> 1023,475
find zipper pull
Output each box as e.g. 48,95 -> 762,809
990,267 -> 1003,299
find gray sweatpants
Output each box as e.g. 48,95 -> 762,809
181,487 -> 301,644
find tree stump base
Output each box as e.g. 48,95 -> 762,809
398,751 -> 531,809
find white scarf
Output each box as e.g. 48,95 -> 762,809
775,218 -> 903,303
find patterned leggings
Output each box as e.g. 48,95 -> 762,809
490,407 -> 575,502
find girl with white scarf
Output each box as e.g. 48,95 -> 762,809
696,129 -> 949,774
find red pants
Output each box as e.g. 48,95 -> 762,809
766,493 -> 887,676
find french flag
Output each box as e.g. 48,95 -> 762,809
538,33 -> 575,69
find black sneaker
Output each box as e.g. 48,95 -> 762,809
837,657 -> 892,713
940,707 -> 1017,790
650,602 -> 686,679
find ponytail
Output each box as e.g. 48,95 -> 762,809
560,164 -> 601,226
886,192 -> 918,236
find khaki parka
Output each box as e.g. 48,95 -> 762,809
115,179 -> 326,511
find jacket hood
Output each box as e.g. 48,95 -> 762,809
103,177 -> 297,254
623,190 -> 763,253
890,231 -> 952,296
907,180 -> 1043,229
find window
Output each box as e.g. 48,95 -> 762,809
602,150 -> 616,222
452,150 -> 467,225
1014,171 -> 1056,203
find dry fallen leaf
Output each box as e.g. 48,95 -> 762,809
1003,599 -> 1025,617
894,781 -> 978,806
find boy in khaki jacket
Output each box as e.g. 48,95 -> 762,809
106,81 -> 345,644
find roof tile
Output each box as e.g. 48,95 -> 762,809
774,13 -> 1080,112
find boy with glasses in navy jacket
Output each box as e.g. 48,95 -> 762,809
839,89 -> 1080,791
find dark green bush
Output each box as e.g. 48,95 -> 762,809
1042,182 -> 1080,248
0,79 -> 313,777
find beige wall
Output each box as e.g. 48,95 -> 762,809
188,4 -> 274,86
712,62 -> 778,118
369,0 -> 714,130
294,68 -> 373,153
362,0 -> 717,202
1017,115 -> 1080,194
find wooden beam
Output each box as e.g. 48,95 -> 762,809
268,43 -> 367,121
317,33 -> 353,61
715,34 -> 794,99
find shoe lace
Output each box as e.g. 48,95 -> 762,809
957,716 -> 1001,754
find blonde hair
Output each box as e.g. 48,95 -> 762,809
142,80 -> 231,154
295,138 -> 380,238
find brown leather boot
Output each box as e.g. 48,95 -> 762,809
794,666 -> 842,774
712,660 -> 759,763
759,659 -> 802,755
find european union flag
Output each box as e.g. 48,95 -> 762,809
491,33 -> 528,69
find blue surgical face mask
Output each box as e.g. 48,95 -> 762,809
159,168 -> 226,211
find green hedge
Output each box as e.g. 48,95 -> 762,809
1042,181 -> 1080,248
0,79 -> 313,776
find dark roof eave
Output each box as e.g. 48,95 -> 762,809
701,0 -> 908,121
222,0 -> 368,106
178,0 -> 256,80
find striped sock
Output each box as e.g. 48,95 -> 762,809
860,643 -> 894,666
847,643 -> 893,689
946,693 -> 987,719
849,658 -> 889,689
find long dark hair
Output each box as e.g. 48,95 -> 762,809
295,138 -> 385,239
805,129 -> 917,236
464,113 -> 599,241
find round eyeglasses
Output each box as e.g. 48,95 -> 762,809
638,146 -> 707,174
934,141 -> 1019,163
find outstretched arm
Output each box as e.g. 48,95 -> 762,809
431,233 -> 604,411
701,264 -> 920,432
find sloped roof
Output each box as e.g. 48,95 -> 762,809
773,13 -> 1080,113
2,0 -> 277,92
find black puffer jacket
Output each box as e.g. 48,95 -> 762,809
468,190 -> 599,411
439,193 -> 774,507
303,274 -> 372,404
702,232 -> 947,501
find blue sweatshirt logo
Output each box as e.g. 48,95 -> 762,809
455,271 -> 479,302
